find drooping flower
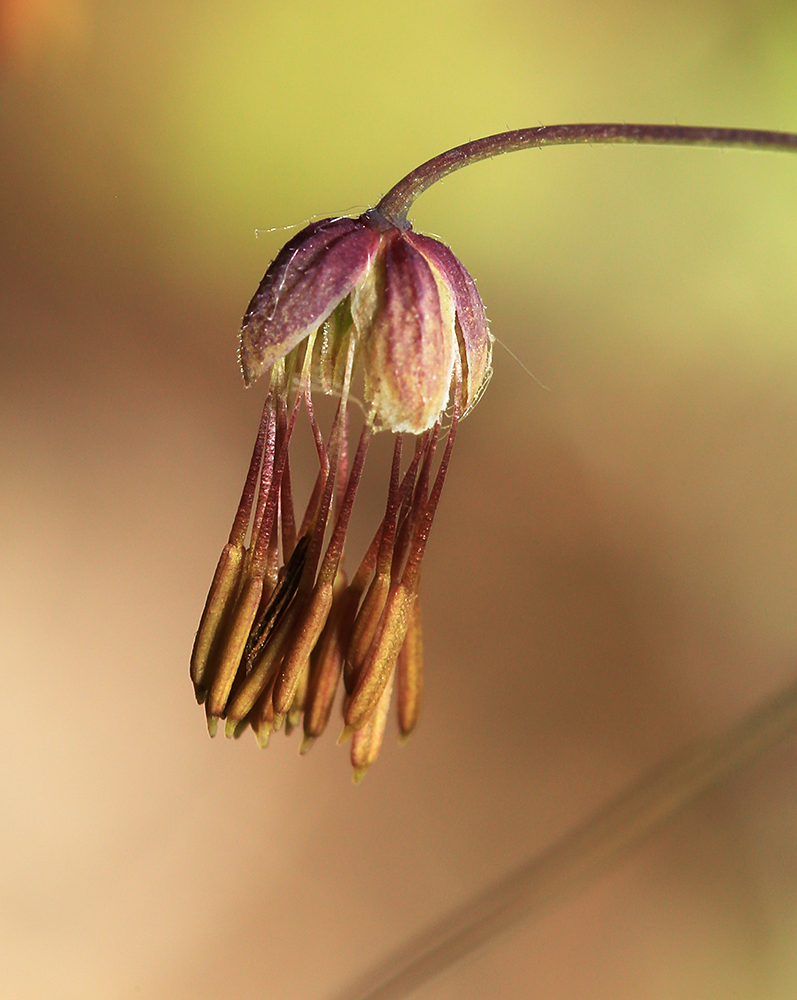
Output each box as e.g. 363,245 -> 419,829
190,119 -> 797,780
191,207 -> 492,780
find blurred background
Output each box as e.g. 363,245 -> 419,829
2,1 -> 797,998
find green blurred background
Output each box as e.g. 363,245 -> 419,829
3,1 -> 797,998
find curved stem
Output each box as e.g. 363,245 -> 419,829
374,124 -> 797,227
331,670 -> 797,1000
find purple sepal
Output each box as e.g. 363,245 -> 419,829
364,234 -> 453,434
406,233 -> 492,412
239,217 -> 381,386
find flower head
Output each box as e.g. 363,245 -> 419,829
191,209 -> 492,780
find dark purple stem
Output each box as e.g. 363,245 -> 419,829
373,124 -> 797,227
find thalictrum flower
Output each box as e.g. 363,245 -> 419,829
191,207 -> 492,780
191,123 -> 797,780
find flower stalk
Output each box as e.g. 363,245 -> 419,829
375,123 -> 797,228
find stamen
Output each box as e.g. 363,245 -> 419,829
230,389 -> 273,547
189,543 -> 244,704
297,467 -> 327,540
301,568 -> 350,749
248,382 -> 300,577
297,333 -> 357,594
189,390 -> 272,699
276,391 -> 297,559
333,407 -> 349,522
284,660 -> 309,735
205,571 -> 267,720
401,402 -> 459,593
345,435 -> 404,682
301,332 -> 329,473
351,664 -> 396,783
249,670 -> 279,748
341,523 -> 385,695
316,419 -> 374,587
397,591 -> 423,741
390,428 -> 436,583
202,396 -> 278,719
244,390 -> 279,564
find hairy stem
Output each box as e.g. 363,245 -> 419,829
374,124 -> 797,226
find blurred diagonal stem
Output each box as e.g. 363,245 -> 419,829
375,124 -> 797,227
333,672 -> 797,1000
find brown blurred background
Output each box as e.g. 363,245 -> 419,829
2,1 -> 797,998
